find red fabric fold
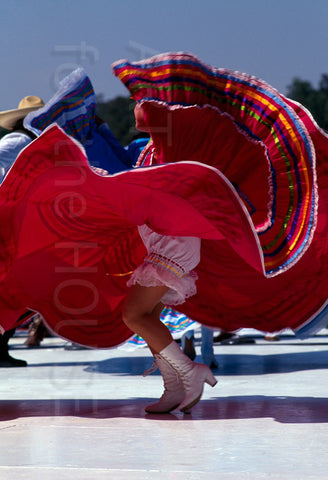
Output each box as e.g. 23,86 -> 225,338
0,125 -> 265,346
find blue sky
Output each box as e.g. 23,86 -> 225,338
1,0 -> 328,110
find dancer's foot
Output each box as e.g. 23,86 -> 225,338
159,341 -> 217,413
145,355 -> 185,413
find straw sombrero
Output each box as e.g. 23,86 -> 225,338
0,96 -> 44,130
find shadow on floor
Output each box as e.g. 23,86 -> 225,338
21,349 -> 328,375
0,395 -> 327,424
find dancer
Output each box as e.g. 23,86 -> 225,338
123,225 -> 217,413
0,53 -> 327,411
113,102 -> 218,413
0,95 -> 44,366
112,52 -> 326,339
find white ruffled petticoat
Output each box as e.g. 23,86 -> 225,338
127,225 -> 201,305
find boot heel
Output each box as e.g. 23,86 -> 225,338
205,370 -> 217,387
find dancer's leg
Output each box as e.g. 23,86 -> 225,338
122,284 -> 172,353
123,283 -> 217,412
123,284 -> 187,412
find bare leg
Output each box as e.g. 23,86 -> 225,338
122,284 -> 173,353
123,283 -> 217,413
122,284 -> 187,413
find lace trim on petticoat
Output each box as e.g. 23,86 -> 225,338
126,258 -> 198,306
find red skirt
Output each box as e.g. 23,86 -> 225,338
0,52 -> 327,347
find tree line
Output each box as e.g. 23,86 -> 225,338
97,74 -> 328,145
96,94 -> 136,146
286,74 -> 328,130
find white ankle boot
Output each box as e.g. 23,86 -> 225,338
159,341 -> 217,413
145,354 -> 185,413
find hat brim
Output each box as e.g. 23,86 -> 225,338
0,106 -> 43,130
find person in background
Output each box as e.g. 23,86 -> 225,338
24,313 -> 52,348
181,326 -> 219,370
0,95 -> 44,367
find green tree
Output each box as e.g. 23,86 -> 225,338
286,75 -> 328,129
96,95 -> 136,146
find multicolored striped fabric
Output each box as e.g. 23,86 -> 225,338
24,68 -> 131,173
24,68 -> 96,140
113,52 -> 318,277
